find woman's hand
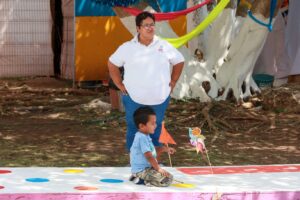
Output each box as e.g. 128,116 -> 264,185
169,80 -> 176,93
116,82 -> 127,95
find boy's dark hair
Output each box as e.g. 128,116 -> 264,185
133,106 -> 156,128
135,11 -> 155,27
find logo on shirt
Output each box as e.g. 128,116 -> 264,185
158,45 -> 164,53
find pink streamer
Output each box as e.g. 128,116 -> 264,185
117,0 -> 212,21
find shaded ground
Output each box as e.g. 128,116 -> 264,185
0,77 -> 299,167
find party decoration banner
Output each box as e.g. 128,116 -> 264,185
163,0 -> 230,48
119,0 -> 211,21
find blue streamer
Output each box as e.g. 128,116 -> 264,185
248,0 -> 277,32
91,0 -> 140,7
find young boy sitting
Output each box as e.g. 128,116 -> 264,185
129,106 -> 175,187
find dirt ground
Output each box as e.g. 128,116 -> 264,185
0,77 -> 299,167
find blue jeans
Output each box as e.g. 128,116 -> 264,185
122,95 -> 170,151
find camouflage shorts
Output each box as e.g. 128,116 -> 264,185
135,167 -> 173,187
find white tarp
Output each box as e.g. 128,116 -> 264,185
0,0 -> 53,77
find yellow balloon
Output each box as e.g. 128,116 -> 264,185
163,0 -> 230,48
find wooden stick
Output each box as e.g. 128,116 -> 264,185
173,179 -> 184,184
205,150 -> 214,175
166,143 -> 173,167
204,150 -> 222,200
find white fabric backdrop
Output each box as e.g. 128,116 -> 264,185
61,0 -> 74,80
0,0 -> 53,77
254,1 -> 300,78
285,0 -> 300,76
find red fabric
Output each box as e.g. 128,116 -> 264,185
281,0 -> 289,8
177,165 -> 300,175
117,0 -> 212,21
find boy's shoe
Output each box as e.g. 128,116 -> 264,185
133,177 -> 144,185
129,174 -> 144,184
129,175 -> 135,181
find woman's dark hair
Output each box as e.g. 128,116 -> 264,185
135,11 -> 155,27
133,106 -> 156,128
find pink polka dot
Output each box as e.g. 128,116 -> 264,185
0,186 -> 4,189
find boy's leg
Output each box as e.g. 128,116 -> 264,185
137,168 -> 173,187
122,95 -> 141,151
150,96 -> 170,161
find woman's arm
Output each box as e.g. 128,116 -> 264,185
107,61 -> 127,94
170,62 -> 184,92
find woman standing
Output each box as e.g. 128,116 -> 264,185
108,11 -> 184,158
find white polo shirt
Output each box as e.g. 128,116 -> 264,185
109,35 -> 184,105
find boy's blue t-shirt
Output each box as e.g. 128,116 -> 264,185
130,131 -> 157,173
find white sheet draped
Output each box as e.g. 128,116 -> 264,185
254,1 -> 300,77
285,0 -> 300,75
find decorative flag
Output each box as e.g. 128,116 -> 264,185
189,127 -> 206,154
159,122 -> 176,145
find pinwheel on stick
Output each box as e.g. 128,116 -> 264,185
188,127 -> 212,167
188,127 -> 222,199
189,127 -> 206,154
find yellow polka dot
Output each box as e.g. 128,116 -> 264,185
64,169 -> 84,174
171,183 -> 196,188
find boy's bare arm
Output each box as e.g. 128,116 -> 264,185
144,152 -> 170,177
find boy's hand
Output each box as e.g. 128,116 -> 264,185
158,168 -> 170,177
165,147 -> 176,154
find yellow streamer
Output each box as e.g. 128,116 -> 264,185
163,0 -> 230,48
